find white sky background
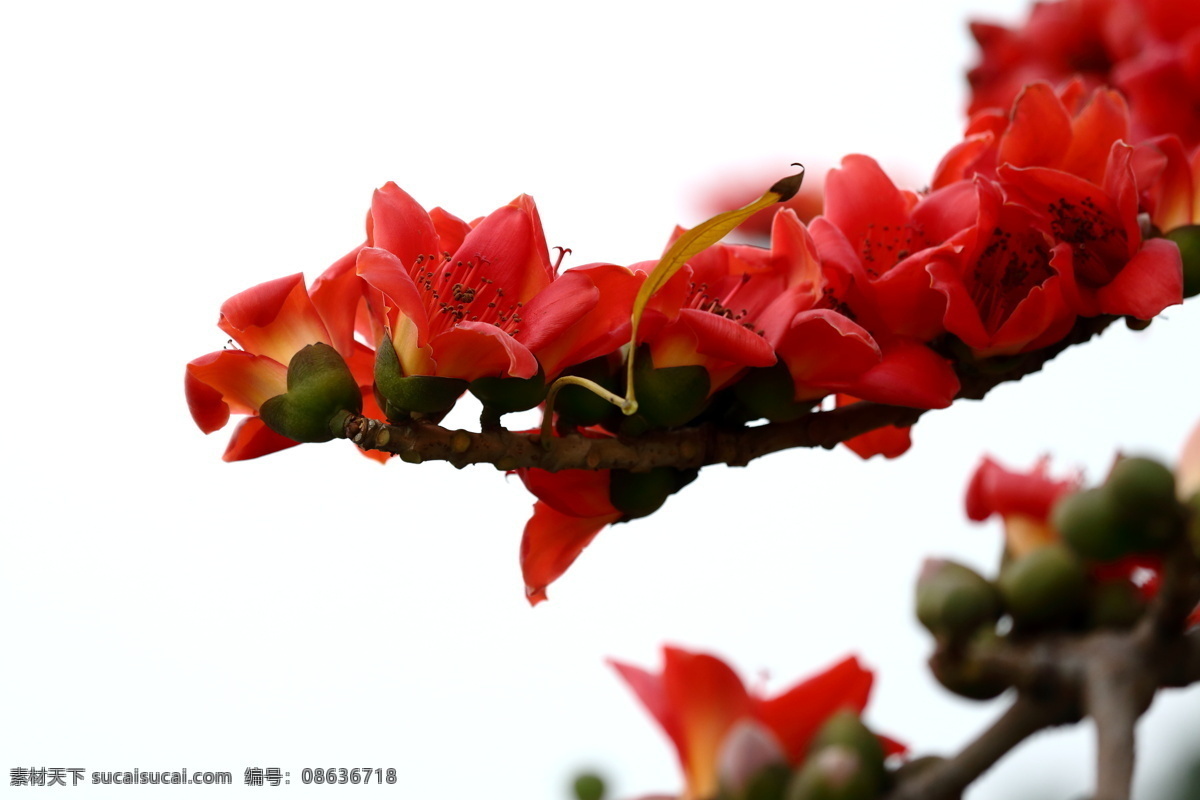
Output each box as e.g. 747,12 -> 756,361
3,0 -> 1198,798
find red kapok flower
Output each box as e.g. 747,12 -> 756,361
966,455 -> 1082,556
610,647 -> 894,800
186,273 -> 371,461
928,179 -> 1076,357
356,183 -> 554,383
812,154 -> 978,342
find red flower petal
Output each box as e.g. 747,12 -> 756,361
217,273 -> 332,366
519,500 -> 621,605
222,417 -> 301,462
755,655 -> 874,765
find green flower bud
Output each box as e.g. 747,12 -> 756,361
1103,456 -> 1182,550
997,543 -> 1087,629
1087,578 -> 1147,630
915,559 -> 1002,641
609,468 -> 697,519
733,361 -> 811,423
259,343 -> 362,443
738,764 -> 792,800
469,368 -> 547,418
786,745 -> 878,800
809,712 -> 885,783
572,772 -> 606,800
1165,224 -> 1200,299
1053,488 -> 1139,562
374,335 -> 466,420
632,346 -> 711,428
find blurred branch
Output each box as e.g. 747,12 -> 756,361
342,315 -> 1119,471
891,534 -> 1199,800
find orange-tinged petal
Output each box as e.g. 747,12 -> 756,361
217,273 -> 331,366
186,350 -> 288,432
310,245 -> 367,359
661,648 -> 754,800
519,468 -> 617,519
431,321 -> 538,381
222,417 -> 301,462
368,182 -> 439,267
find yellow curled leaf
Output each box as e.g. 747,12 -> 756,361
622,165 -> 805,414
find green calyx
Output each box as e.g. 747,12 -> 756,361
470,368 -> 547,417
915,559 -> 1002,642
733,361 -> 812,423
1165,224 -> 1200,299
609,467 -> 698,520
259,343 -> 362,443
631,346 -> 711,429
554,357 -> 623,428
374,335 -> 466,420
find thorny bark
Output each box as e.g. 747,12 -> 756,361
341,314 -> 1118,472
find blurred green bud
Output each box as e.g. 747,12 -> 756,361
786,745 -> 878,800
1165,224 -> 1200,298
717,721 -> 789,800
1087,578 -> 1147,630
632,346 -> 711,428
1053,488 -> 1139,562
997,543 -> 1087,629
809,711 -> 885,784
374,335 -> 466,420
915,559 -> 1002,641
259,343 -> 362,443
929,629 -> 1009,701
1103,456 -> 1182,549
572,772 -> 606,800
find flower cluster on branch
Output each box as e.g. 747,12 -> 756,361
185,0 -> 1200,797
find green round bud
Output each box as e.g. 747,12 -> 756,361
732,361 -> 811,423
469,368 -> 546,416
572,772 -> 606,800
1107,456 -> 1177,520
915,559 -> 1002,641
1087,578 -> 1147,630
809,712 -> 885,782
786,745 -> 878,800
997,543 -> 1087,629
928,630 -> 1009,701
1053,488 -> 1139,562
737,763 -> 792,800
1165,224 -> 1200,299
609,468 -> 695,519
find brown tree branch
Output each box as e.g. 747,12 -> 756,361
341,315 -> 1120,471
886,696 -> 1077,800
